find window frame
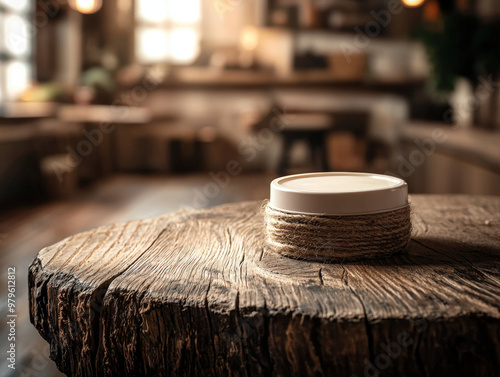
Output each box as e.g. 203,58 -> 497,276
0,0 -> 34,102
134,0 -> 201,65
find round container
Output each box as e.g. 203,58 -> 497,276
265,172 -> 411,261
269,172 -> 408,215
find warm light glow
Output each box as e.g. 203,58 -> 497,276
5,61 -> 30,100
169,0 -> 200,23
4,14 -> 30,57
136,0 -> 169,23
169,28 -> 199,63
136,27 -> 169,63
69,0 -> 103,14
241,27 -> 259,51
401,0 -> 425,7
0,0 -> 30,12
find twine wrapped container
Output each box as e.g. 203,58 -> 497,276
265,172 -> 412,262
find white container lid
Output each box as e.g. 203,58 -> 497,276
269,172 -> 408,215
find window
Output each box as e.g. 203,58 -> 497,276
135,0 -> 201,65
0,0 -> 32,102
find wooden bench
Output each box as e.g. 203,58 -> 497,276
29,195 -> 500,376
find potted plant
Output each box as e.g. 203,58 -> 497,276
417,9 -> 500,128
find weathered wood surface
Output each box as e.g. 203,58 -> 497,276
29,195 -> 500,377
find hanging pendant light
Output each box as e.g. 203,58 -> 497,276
401,0 -> 425,7
68,0 -> 103,14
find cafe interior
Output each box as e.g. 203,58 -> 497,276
0,0 -> 500,374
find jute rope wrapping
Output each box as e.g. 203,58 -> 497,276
264,203 -> 412,262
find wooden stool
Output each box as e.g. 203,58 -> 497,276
29,196 -> 500,376
138,122 -> 205,173
277,113 -> 332,175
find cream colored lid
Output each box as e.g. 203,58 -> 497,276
269,172 -> 408,215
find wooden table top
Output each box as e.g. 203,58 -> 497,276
57,105 -> 152,124
145,67 -> 425,91
29,195 -> 500,376
0,101 -> 58,119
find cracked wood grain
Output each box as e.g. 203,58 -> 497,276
29,195 -> 500,376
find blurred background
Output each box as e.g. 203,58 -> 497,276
0,0 -> 500,375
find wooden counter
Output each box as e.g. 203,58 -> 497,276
403,122 -> 500,174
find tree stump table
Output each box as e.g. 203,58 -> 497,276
29,195 -> 500,377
